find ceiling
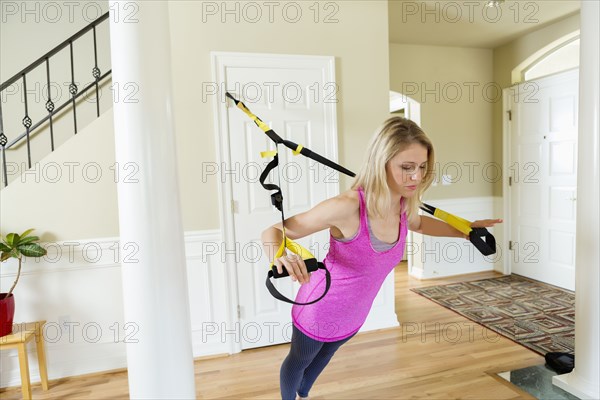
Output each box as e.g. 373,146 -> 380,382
389,0 -> 581,48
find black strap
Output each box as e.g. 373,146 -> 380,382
226,92 -> 356,179
281,139 -> 356,177
469,228 -> 496,256
259,154 -> 284,212
266,259 -> 332,305
259,149 -> 332,304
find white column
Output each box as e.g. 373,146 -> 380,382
108,1 -> 196,398
553,2 -> 600,399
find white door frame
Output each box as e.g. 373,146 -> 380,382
502,87 -> 512,276
388,92 -> 423,278
401,97 -> 421,276
210,51 -> 339,353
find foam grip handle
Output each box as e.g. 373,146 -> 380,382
270,258 -> 320,279
469,227 -> 497,256
266,260 -> 331,305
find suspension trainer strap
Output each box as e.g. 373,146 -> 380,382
419,203 -> 497,256
226,92 -> 355,177
227,92 -> 354,305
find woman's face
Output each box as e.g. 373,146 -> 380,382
386,143 -> 429,197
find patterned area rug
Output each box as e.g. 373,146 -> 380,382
411,274 -> 575,355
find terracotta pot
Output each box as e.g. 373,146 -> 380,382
0,293 -> 15,337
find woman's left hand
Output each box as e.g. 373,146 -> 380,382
471,218 -> 503,228
461,219 -> 503,239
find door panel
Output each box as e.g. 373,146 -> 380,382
510,69 -> 578,290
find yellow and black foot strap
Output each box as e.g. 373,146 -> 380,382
420,203 -> 497,256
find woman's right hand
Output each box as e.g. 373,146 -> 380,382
273,253 -> 311,284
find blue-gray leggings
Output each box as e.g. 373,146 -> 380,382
280,325 -> 355,400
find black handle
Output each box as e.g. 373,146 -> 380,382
469,228 -> 496,256
270,258 -> 320,278
266,259 -> 331,305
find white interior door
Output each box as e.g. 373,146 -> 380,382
508,68 -> 578,290
213,53 -> 339,350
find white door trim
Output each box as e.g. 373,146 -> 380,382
210,51 -> 339,353
502,87 -> 512,276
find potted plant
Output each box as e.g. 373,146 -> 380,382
0,229 -> 47,337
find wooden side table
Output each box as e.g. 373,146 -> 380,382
0,321 -> 49,399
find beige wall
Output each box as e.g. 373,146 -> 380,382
0,1 -> 109,81
0,109 -> 119,241
492,12 -> 580,196
1,1 -> 390,239
168,0 -> 390,231
390,43 -> 494,200
0,1 -> 112,187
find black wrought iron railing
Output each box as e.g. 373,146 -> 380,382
0,12 -> 112,187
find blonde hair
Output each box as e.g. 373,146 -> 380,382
351,117 -> 435,219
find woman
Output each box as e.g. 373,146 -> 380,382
261,117 -> 502,400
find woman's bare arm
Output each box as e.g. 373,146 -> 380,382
261,194 -> 357,283
408,212 -> 502,238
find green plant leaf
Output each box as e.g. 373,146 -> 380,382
0,243 -> 10,252
20,229 -> 35,238
13,234 -> 22,246
1,252 -> 11,262
18,244 -> 47,258
10,248 -> 20,258
6,233 -> 16,246
16,236 -> 39,246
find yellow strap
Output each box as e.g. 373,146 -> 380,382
433,208 -> 472,236
270,235 -> 316,267
236,101 -> 307,158
261,150 -> 278,158
236,102 -> 271,133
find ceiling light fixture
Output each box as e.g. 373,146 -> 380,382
485,0 -> 505,7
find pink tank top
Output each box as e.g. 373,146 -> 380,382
292,188 -> 408,342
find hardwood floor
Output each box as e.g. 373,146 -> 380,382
0,263 -> 542,399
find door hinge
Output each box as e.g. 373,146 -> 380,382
231,200 -> 239,214
507,110 -> 512,121
237,305 -> 243,319
509,176 -> 512,186
509,241 -> 514,250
